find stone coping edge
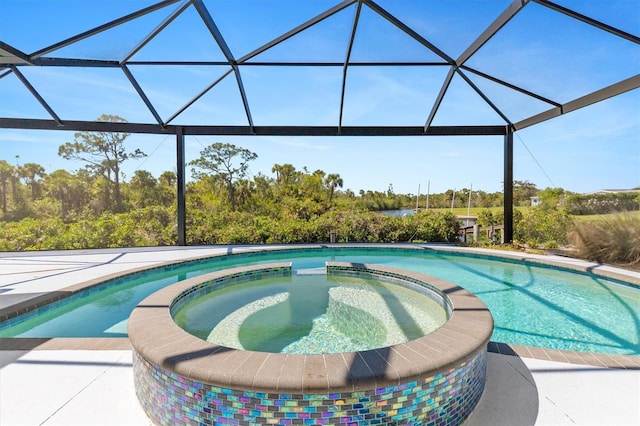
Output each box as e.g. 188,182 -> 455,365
2,337 -> 637,370
128,262 -> 493,393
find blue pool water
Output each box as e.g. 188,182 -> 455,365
1,247 -> 639,355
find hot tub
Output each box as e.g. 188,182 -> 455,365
129,262 -> 493,425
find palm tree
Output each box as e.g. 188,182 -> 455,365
324,173 -> 343,202
19,162 -> 46,200
0,160 -> 13,214
46,169 -> 73,219
159,171 -> 176,187
272,163 -> 297,185
234,179 -> 255,208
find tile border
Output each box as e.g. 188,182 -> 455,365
2,337 -> 636,371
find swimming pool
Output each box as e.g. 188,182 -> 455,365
1,246 -> 639,355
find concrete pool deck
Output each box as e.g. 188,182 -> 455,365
1,245 -> 639,425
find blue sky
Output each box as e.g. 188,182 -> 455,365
0,0 -> 638,195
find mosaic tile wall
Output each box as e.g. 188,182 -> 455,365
133,348 -> 487,426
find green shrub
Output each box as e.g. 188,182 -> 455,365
514,207 -> 572,249
476,208 -> 498,227
0,218 -> 67,251
184,208 -> 460,245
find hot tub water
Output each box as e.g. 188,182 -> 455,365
172,272 -> 448,354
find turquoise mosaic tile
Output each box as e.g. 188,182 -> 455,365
133,349 -> 486,426
133,262 -> 487,425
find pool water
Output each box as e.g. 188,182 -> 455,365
172,273 -> 448,354
1,247 -> 639,355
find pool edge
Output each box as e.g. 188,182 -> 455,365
2,244 -> 639,369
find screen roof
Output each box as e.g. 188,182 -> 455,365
1,0 -> 638,136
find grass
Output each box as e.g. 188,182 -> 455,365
398,207 -> 639,268
572,210 -> 640,221
568,212 -> 640,266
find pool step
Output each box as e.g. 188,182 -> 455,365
295,268 -> 326,275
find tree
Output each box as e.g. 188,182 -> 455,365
234,179 -> 255,208
57,115 -> 146,212
324,173 -> 343,202
157,171 -> 177,207
300,169 -> 325,202
271,163 -> 299,197
129,170 -> 159,208
271,163 -> 297,185
159,171 -> 176,187
513,180 -> 539,206
19,163 -> 46,200
477,208 -> 498,227
45,169 -> 90,220
0,159 -> 30,219
539,187 -> 567,208
189,143 -> 257,211
0,160 -> 12,214
387,184 -> 394,197
444,189 -> 459,209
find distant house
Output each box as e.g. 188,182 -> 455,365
456,216 -> 477,227
530,196 -> 541,207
